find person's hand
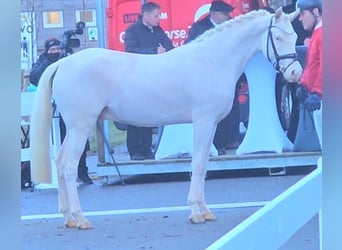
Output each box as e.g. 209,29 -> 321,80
296,84 -> 308,103
304,38 -> 310,46
157,43 -> 166,54
304,92 -> 321,111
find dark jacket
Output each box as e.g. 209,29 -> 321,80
124,18 -> 174,54
185,15 -> 215,43
29,52 -> 61,86
29,53 -> 52,86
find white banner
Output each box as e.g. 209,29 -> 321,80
21,12 -> 36,70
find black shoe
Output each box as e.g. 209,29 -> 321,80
217,148 -> 227,156
78,166 -> 93,185
130,153 -> 146,161
144,151 -> 155,160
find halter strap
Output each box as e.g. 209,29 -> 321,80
266,16 -> 299,73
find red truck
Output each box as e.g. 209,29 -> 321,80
106,0 -> 267,51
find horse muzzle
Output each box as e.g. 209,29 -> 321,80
281,60 -> 303,83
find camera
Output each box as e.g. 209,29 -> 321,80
61,21 -> 85,56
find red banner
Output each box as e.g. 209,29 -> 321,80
107,0 -> 263,51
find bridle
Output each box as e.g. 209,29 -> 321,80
266,16 -> 299,74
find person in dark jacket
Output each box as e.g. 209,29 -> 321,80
29,38 -> 62,85
29,38 -> 93,184
185,0 -> 241,155
186,0 -> 234,43
124,2 -> 174,161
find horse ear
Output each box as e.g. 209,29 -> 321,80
287,9 -> 300,22
274,7 -> 283,20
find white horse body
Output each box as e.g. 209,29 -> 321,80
56,47 -> 237,127
30,9 -> 301,229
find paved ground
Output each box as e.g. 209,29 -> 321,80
21,154 -> 319,250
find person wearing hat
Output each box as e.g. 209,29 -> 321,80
295,0 -> 322,147
185,0 -> 243,155
185,0 -> 234,42
29,38 -> 94,184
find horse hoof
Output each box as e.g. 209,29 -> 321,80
64,220 -> 77,228
189,214 -> 205,224
203,212 -> 216,221
78,221 -> 93,230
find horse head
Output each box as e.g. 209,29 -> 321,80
263,7 -> 302,83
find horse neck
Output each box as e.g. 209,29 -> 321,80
190,14 -> 270,76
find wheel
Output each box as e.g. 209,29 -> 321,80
279,83 -> 293,131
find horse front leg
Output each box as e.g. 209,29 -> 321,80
57,130 -> 93,230
188,120 -> 217,223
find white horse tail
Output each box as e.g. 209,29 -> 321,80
30,62 -> 59,184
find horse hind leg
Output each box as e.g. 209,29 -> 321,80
56,128 -> 93,229
56,148 -> 77,228
188,120 -> 217,223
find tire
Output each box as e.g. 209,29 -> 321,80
279,84 -> 293,131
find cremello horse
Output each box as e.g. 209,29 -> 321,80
30,8 -> 302,229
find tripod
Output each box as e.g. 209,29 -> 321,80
96,121 -> 125,185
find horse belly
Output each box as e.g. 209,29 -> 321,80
104,98 -> 194,127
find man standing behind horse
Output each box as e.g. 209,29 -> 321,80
185,0 -> 241,155
124,2 -> 174,161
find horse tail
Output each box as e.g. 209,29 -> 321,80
30,62 -> 59,183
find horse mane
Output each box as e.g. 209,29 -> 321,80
191,9 -> 270,44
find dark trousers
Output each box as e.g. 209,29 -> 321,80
213,81 -> 240,150
59,116 -> 89,169
126,125 -> 152,156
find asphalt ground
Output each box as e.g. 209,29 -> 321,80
21,162 -> 319,250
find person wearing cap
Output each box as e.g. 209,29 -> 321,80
29,38 -> 94,184
29,38 -> 62,85
295,0 -> 322,146
185,0 -> 242,155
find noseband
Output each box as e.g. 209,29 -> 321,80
266,16 -> 299,74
